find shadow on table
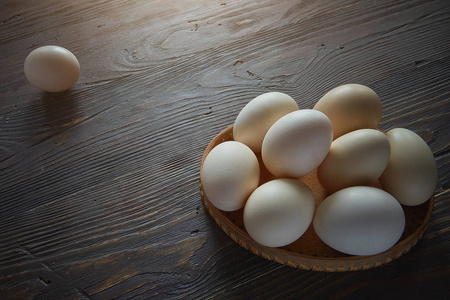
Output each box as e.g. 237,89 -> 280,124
40,89 -> 82,130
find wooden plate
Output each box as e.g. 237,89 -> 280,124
199,125 -> 434,271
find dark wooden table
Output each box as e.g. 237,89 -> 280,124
1,0 -> 449,299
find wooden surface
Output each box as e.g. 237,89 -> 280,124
0,0 -> 449,299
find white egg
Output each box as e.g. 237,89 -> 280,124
313,186 -> 405,256
24,45 -> 80,92
201,141 -> 260,212
243,178 -> 315,247
233,92 -> 299,153
379,128 -> 438,206
261,109 -> 333,177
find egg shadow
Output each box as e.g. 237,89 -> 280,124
40,89 -> 83,130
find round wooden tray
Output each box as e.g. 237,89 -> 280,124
199,125 -> 434,272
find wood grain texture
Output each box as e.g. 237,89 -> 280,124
0,0 -> 449,299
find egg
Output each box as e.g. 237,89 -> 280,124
313,84 -> 382,139
313,186 -> 405,256
261,109 -> 333,178
318,129 -> 391,193
201,141 -> 260,211
243,178 -> 315,247
379,128 -> 437,206
233,92 -> 299,152
24,45 -> 80,92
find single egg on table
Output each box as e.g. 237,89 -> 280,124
24,45 -> 80,92
201,141 -> 260,212
243,178 -> 315,248
233,92 -> 299,153
379,128 -> 438,206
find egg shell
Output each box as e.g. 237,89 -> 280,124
201,141 -> 260,212
313,84 -> 382,139
233,92 -> 299,153
243,178 -> 315,247
317,129 -> 391,193
313,186 -> 406,256
24,45 -> 80,93
261,109 -> 333,178
379,128 -> 437,206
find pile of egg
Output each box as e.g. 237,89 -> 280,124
201,84 -> 438,256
